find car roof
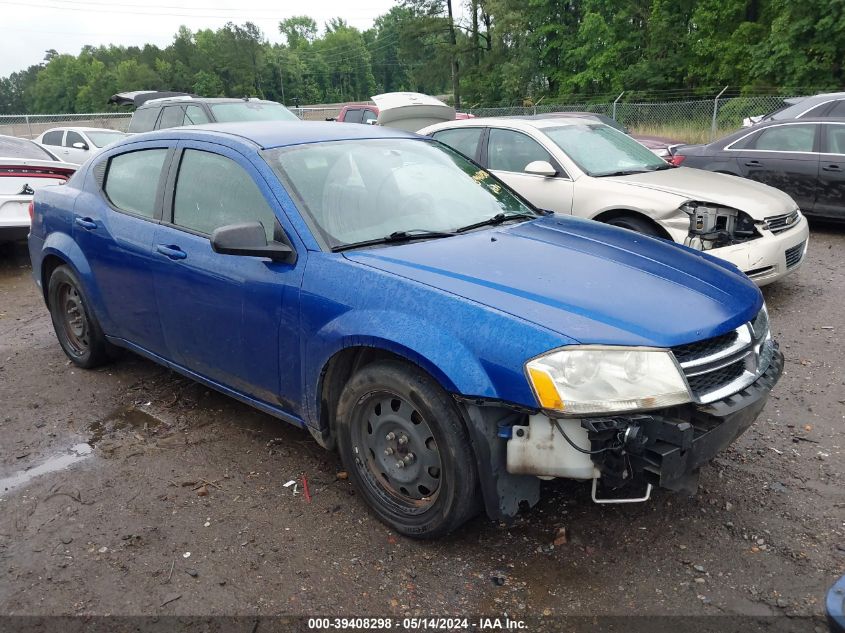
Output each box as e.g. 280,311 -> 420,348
128,121 -> 419,150
421,116 -> 606,135
136,97 -> 278,109
40,127 -> 126,134
748,116 -> 845,129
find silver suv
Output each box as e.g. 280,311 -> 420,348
127,96 -> 299,133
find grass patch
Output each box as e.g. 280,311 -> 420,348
628,123 -> 743,145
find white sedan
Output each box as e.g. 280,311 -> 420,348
35,127 -> 127,165
419,117 -> 809,286
1,135 -> 75,243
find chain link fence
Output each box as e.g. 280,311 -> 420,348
0,94 -> 802,144
469,94 -> 799,143
0,112 -> 132,140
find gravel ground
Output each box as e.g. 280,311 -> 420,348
0,227 -> 843,630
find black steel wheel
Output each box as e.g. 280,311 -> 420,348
336,360 -> 480,538
47,265 -> 111,368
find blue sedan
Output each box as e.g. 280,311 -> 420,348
29,121 -> 782,537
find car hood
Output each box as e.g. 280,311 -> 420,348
604,167 -> 797,219
344,216 -> 761,348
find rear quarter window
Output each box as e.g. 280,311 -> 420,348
103,149 -> 168,218
128,107 -> 159,133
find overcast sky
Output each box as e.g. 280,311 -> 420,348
0,0 -> 402,78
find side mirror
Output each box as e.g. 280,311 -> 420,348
72,142 -> 89,151
524,160 -> 557,177
210,222 -> 294,262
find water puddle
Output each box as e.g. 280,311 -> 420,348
0,443 -> 93,493
88,405 -> 162,445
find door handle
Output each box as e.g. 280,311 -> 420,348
822,164 -> 842,171
744,160 -> 761,166
155,244 -> 187,260
74,217 -> 97,230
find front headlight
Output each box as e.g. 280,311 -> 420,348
525,346 -> 692,415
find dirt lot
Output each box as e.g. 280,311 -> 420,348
0,228 -> 843,630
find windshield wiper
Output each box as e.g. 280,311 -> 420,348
454,212 -> 536,234
647,163 -> 675,171
595,169 -> 650,177
331,229 -> 456,253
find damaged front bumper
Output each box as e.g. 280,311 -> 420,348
460,349 -> 783,521
588,347 -> 782,494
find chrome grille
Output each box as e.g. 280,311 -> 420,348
672,330 -> 738,364
686,360 -> 745,394
765,209 -> 800,234
672,309 -> 772,404
785,241 -> 806,269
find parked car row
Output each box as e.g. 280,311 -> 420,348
29,120 -> 783,538
420,116 -> 809,286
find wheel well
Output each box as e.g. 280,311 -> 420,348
316,347 -> 440,450
592,209 -> 672,240
40,254 -> 67,303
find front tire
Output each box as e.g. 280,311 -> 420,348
47,265 -> 112,368
336,360 -> 480,538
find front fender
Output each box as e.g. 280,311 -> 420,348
303,309 -> 498,427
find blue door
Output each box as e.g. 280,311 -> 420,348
73,145 -> 172,355
150,143 -> 305,410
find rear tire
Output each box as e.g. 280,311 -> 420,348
47,265 -> 112,368
605,214 -> 661,236
336,360 -> 480,538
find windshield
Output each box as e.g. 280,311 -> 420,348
85,131 -> 127,148
210,102 -> 299,123
262,138 -> 537,249
543,124 -> 667,176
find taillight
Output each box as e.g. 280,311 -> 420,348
28,201 -> 34,221
670,154 -> 686,166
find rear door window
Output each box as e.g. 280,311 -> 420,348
42,130 -> 64,146
432,128 -> 483,160
749,124 -> 816,152
172,149 -> 277,241
128,107 -> 159,133
158,106 -> 186,129
104,149 -> 168,218
184,105 -> 210,125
